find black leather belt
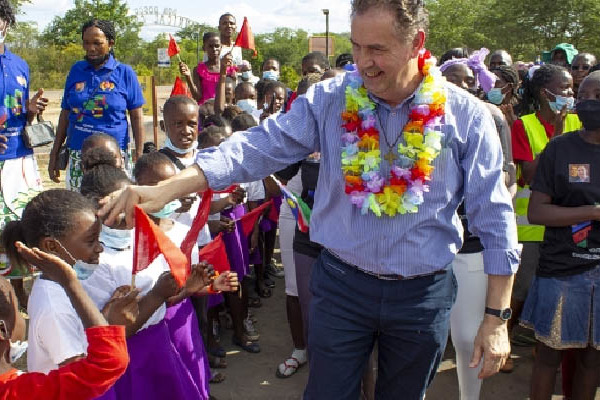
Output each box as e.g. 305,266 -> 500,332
325,249 -> 448,281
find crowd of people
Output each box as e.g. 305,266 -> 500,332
0,0 -> 599,399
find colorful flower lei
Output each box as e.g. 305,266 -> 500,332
341,49 -> 447,217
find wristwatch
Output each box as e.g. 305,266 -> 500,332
484,307 -> 512,321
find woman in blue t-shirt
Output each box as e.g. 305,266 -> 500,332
0,0 -> 48,305
48,19 -> 145,190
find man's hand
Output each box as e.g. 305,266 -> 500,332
98,185 -> 169,227
470,316 -> 510,379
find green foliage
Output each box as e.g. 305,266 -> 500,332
41,0 -> 142,59
426,0 -> 600,61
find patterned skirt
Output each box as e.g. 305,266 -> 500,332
0,154 -> 43,278
66,148 -> 132,191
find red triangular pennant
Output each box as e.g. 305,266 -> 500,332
170,77 -> 191,98
180,190 -> 213,263
234,17 -> 257,57
168,34 -> 180,57
199,233 -> 230,273
239,200 -> 273,237
133,206 -> 189,287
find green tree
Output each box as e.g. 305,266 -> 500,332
41,0 -> 142,60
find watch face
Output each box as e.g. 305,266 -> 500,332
501,308 -> 513,320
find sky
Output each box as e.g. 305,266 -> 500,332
19,0 -> 352,40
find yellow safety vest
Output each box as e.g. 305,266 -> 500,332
515,113 -> 582,241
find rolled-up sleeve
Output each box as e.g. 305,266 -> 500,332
462,107 -> 521,275
196,94 -> 320,190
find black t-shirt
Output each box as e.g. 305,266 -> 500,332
532,131 -> 600,277
276,159 -> 323,258
457,202 -> 485,254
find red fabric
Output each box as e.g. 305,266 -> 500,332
239,200 -> 272,237
286,91 -> 298,112
233,17 -> 257,56
170,77 -> 191,98
0,326 -> 128,400
167,34 -> 180,57
199,233 -> 230,273
133,206 -> 189,287
511,112 -> 554,163
180,190 -> 213,264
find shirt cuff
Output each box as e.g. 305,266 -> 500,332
195,148 -> 233,190
482,246 -> 522,275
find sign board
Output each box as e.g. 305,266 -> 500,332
157,48 -> 170,67
138,76 -> 154,116
308,36 -> 335,56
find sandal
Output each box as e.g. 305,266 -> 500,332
255,284 -> 272,298
210,371 -> 226,384
276,357 -> 305,378
232,335 -> 261,353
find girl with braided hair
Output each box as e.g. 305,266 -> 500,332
48,19 -> 145,190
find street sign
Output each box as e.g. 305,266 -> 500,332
157,48 -> 170,67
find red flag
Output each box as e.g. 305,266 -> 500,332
180,190 -> 213,263
199,233 -> 230,273
234,17 -> 257,57
239,200 -> 273,237
168,34 -> 180,57
133,206 -> 189,287
170,76 -> 191,98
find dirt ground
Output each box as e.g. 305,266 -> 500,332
27,89 -> 600,400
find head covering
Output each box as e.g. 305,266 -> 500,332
551,43 -> 578,65
439,47 -> 497,93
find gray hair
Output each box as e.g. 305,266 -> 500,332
350,0 -> 429,36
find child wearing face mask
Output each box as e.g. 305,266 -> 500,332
0,190 -> 136,375
0,245 -> 132,400
234,82 -> 260,122
179,32 -> 237,105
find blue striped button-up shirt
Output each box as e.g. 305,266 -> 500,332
195,74 -> 520,276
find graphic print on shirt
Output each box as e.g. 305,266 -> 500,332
572,221 -> 591,248
78,94 -> 108,121
0,90 -> 25,129
569,164 -> 590,183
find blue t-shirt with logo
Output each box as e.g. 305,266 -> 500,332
61,55 -> 145,151
0,48 -> 33,161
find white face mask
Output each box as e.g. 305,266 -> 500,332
163,136 -> 197,155
237,99 -> 257,114
0,320 -> 27,363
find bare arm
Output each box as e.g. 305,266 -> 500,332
214,53 -> 233,115
48,109 -> 70,183
129,107 -> 145,162
179,62 -> 201,102
519,159 -> 538,186
528,190 -> 600,226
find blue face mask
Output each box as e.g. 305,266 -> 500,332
546,89 -> 574,112
99,224 -> 133,250
163,136 -> 198,155
262,70 -> 279,81
56,240 -> 98,281
242,71 -> 252,80
486,87 -> 506,105
150,200 -> 182,219
237,99 -> 257,114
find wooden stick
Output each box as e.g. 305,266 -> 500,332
131,274 -> 136,289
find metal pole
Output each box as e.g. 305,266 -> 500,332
324,10 -> 330,59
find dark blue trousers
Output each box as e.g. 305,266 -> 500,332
304,250 -> 457,400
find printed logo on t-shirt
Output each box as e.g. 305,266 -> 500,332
569,164 -> 590,183
572,221 -> 591,248
99,81 -> 115,91
75,82 -> 86,92
15,76 -> 27,86
76,95 -> 108,122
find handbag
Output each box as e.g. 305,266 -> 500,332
22,114 -> 55,148
57,145 -> 69,170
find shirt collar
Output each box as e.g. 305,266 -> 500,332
84,54 -> 117,71
366,84 -> 419,112
0,46 -> 13,60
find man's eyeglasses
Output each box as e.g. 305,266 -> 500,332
572,65 -> 591,71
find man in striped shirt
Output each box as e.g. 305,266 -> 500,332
101,1 -> 519,398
